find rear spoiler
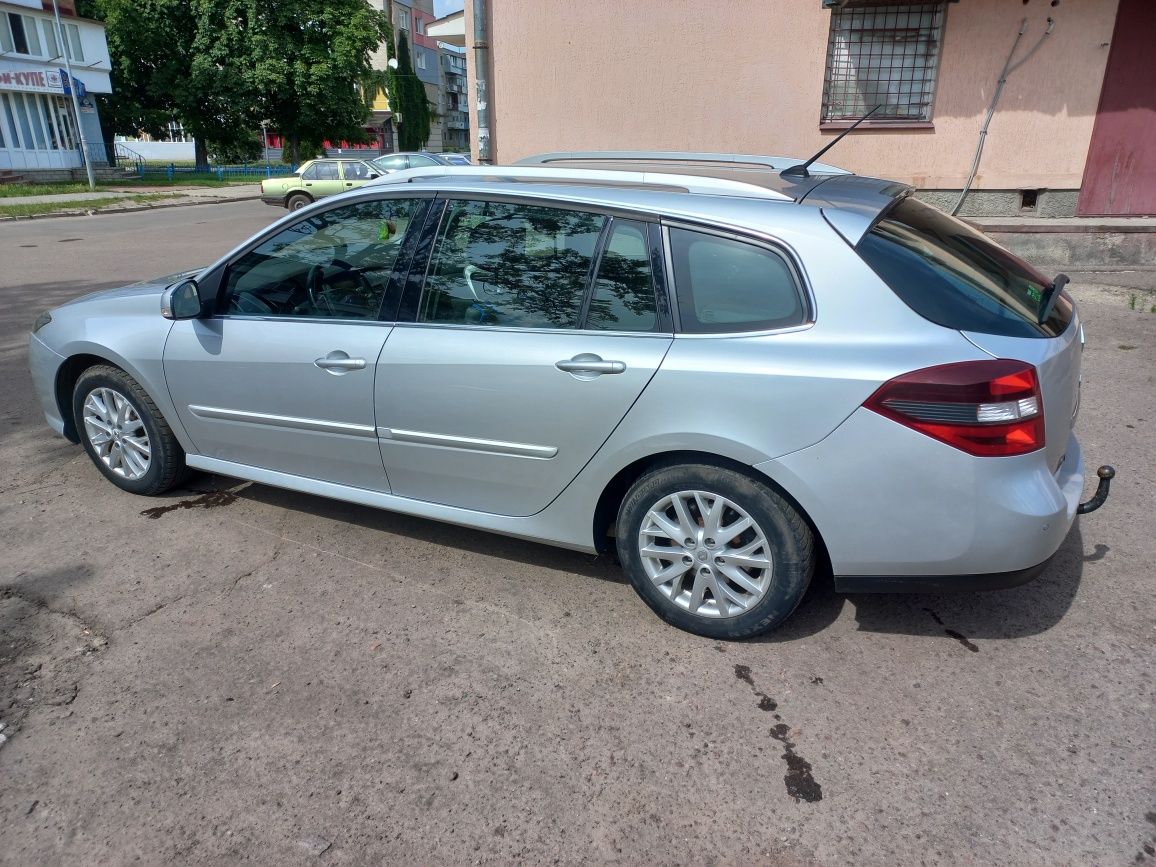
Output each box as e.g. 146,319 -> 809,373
800,175 -> 914,246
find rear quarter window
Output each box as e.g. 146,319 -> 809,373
856,197 -> 1073,338
668,227 -> 806,334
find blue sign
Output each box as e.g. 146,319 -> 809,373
58,69 -> 86,100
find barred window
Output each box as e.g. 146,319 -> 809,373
821,3 -> 946,123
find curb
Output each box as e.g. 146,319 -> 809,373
0,194 -> 263,222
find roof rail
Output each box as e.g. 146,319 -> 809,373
363,165 -> 794,201
515,150 -> 852,176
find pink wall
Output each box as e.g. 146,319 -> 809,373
466,0 -> 1118,190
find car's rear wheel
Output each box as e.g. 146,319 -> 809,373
286,192 -> 312,211
73,365 -> 190,496
616,463 -> 814,640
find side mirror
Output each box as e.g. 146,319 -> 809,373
367,172 -> 381,180
161,279 -> 204,320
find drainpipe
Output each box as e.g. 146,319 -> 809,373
472,0 -> 492,164
951,17 -> 1055,216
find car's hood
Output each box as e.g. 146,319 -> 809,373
59,269 -> 202,308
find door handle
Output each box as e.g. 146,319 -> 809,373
555,354 -> 626,376
315,351 -> 366,374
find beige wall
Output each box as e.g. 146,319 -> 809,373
466,0 -> 1118,190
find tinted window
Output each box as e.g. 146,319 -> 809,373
586,220 -> 657,332
222,199 -> 424,319
419,200 -> 605,329
312,161 -> 340,180
669,228 -> 804,333
857,197 -> 1072,338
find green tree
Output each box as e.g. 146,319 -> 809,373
98,0 -> 252,170
391,33 -> 431,152
96,0 -> 391,169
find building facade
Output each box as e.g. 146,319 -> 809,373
440,47 -> 468,152
464,0 -> 1155,217
0,0 -> 111,173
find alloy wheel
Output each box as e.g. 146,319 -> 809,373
637,490 -> 773,619
82,387 -> 151,481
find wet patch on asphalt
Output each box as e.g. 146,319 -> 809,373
141,488 -> 241,519
923,607 -> 979,653
734,664 -> 822,803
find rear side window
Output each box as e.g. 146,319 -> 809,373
586,220 -> 658,332
668,228 -> 805,333
857,197 -> 1073,338
419,199 -> 605,329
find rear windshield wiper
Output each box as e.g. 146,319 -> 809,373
1038,273 -> 1069,324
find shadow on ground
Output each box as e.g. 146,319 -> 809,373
169,473 -> 1089,646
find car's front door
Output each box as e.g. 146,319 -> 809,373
375,198 -> 673,517
164,196 -> 429,489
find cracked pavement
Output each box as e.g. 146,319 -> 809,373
1,203 -> 1154,865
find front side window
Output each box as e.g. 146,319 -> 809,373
586,220 -> 658,332
419,199 -> 605,329
340,161 -> 371,181
669,228 -> 805,334
221,198 -> 424,319
821,3 -> 946,122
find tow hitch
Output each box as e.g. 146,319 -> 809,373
1077,465 -> 1115,514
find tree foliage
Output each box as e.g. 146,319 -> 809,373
96,0 -> 391,168
391,33 -> 431,152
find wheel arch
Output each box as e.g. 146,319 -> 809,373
54,348 -> 189,451
591,449 -> 832,582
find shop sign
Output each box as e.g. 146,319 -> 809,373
0,65 -> 65,94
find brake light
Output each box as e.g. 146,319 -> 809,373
864,360 -> 1045,457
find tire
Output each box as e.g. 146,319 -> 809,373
616,463 -> 814,640
286,192 -> 312,211
73,365 -> 191,496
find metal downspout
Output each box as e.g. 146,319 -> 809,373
951,17 -> 1055,216
472,0 -> 492,163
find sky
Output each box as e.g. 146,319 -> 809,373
433,0 -> 465,17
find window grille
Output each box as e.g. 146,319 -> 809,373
821,3 -> 946,122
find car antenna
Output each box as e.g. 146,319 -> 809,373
780,104 -> 882,179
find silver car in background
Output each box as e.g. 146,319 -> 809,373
27,153 -> 1113,639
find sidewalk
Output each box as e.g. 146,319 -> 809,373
0,184 -> 260,208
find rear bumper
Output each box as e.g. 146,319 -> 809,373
833,557 -> 1052,594
757,407 -> 1085,581
260,194 -> 286,207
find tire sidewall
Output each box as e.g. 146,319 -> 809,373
287,193 -> 311,211
616,464 -> 813,640
73,369 -> 173,496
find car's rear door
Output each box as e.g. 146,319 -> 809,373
374,196 -> 673,517
163,196 -> 431,490
302,160 -> 344,198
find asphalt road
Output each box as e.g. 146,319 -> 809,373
1,202 -> 1154,865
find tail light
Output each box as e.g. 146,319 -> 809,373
864,360 -> 1044,457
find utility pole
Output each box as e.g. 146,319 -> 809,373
51,0 -> 95,191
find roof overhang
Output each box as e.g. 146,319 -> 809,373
427,10 -> 465,47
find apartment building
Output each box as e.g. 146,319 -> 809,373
0,0 -> 111,173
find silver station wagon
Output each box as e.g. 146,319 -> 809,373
27,152 -> 1113,639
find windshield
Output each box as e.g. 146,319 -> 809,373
857,197 -> 1072,338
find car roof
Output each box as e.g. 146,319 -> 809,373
359,152 -> 913,244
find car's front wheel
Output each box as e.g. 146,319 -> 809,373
616,463 -> 815,640
73,365 -> 190,496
